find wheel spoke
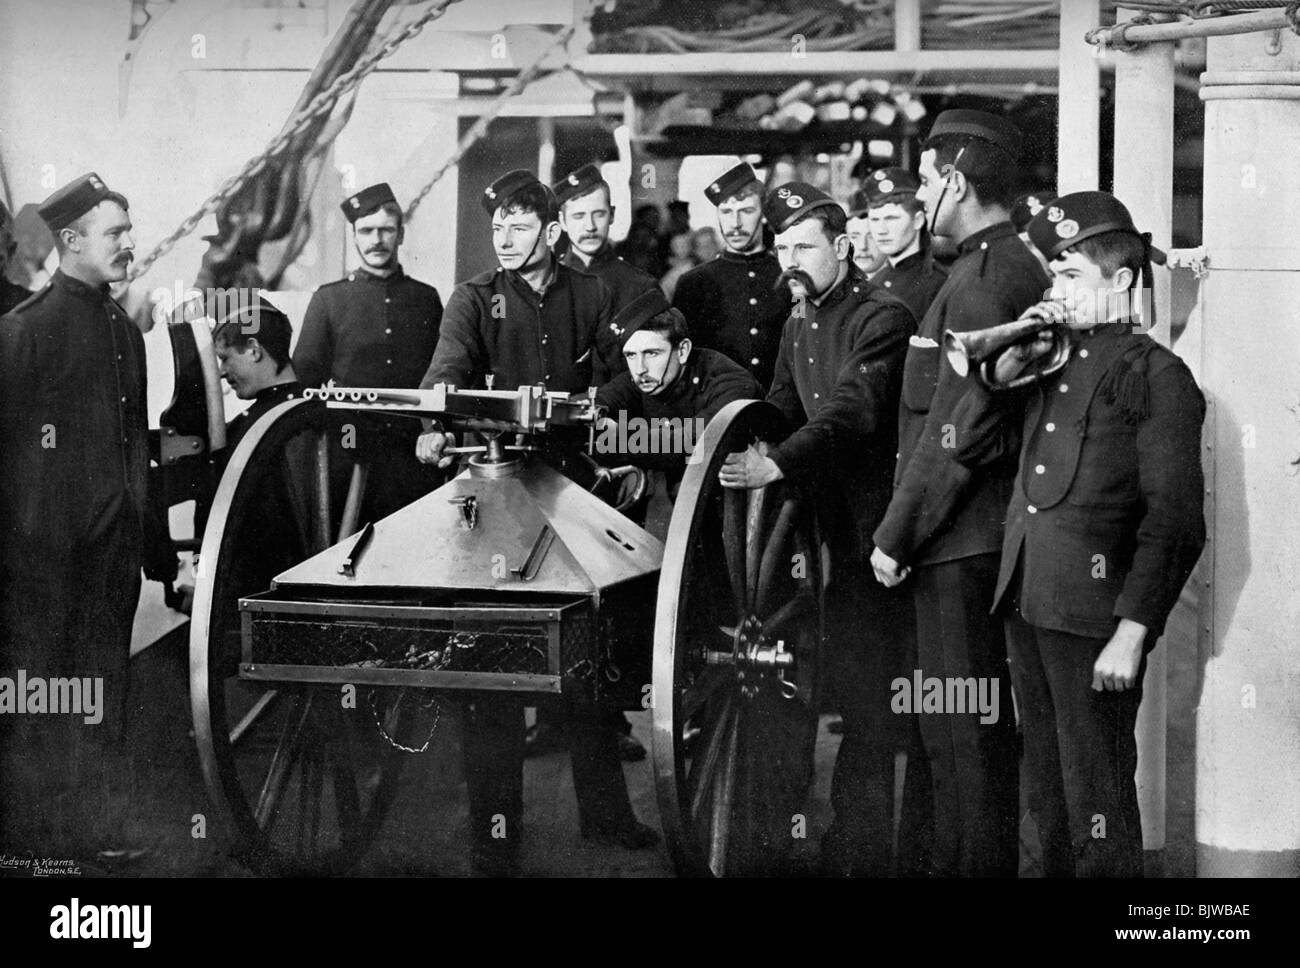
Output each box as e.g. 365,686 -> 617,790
313,432 -> 332,552
705,700 -> 742,878
254,693 -> 313,831
337,461 -> 369,543
229,689 -> 280,746
721,488 -> 749,617
744,487 -> 769,604
687,688 -> 734,820
755,496 -> 800,617
761,590 -> 817,638
679,664 -> 731,723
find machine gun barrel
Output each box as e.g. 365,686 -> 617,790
302,383 -> 602,435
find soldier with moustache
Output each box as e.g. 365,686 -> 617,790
718,182 -> 929,877
292,183 -> 444,521
416,171 -> 650,875
0,174 -> 148,860
864,168 -> 948,324
870,110 -> 1051,877
553,163 -> 660,374
671,162 -> 792,390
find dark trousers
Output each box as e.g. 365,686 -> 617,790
1004,612 -> 1146,877
823,556 -> 933,877
461,694 -> 637,874
912,554 -> 1019,876
0,514 -> 141,855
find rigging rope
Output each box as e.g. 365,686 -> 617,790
128,0 -> 466,282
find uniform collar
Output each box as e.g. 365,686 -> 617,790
889,249 -> 927,272
348,263 -> 405,284
811,263 -> 864,310
956,221 -> 1015,256
567,242 -> 616,269
720,247 -> 771,265
653,350 -> 699,405
52,268 -> 111,301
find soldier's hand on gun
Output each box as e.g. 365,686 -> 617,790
718,442 -> 782,490
415,429 -> 458,469
870,546 -> 910,588
1092,619 -> 1147,692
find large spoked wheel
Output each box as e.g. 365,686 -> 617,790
652,400 -> 828,877
190,399 -> 417,875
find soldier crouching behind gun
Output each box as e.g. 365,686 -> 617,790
948,191 -> 1206,877
414,170 -> 655,876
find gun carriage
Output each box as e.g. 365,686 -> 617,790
169,351 -> 828,876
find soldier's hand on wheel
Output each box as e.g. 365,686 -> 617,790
416,430 -> 457,468
718,444 -> 782,490
870,546 -> 910,588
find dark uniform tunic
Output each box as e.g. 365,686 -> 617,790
0,269 -> 148,851
417,257 -> 631,873
422,262 -> 616,391
561,243 -> 659,376
292,265 -> 444,521
672,249 -> 791,391
953,325 -> 1206,876
595,347 -> 760,476
293,265 -> 442,391
873,248 -> 948,328
223,381 -> 304,456
0,277 -> 34,316
871,220 -> 1050,878
764,264 -> 928,875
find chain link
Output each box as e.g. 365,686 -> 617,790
128,0 -> 466,282
404,24 -> 577,222
368,687 -> 443,754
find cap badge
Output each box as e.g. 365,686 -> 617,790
786,195 -> 804,209
349,197 -> 360,208
878,179 -> 894,194
1027,196 -> 1043,215
568,174 -> 580,186
88,175 -> 104,190
710,182 -> 720,193
1047,206 -> 1064,223
485,187 -> 496,200
1056,219 -> 1080,239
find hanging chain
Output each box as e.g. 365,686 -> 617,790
404,24 -> 577,222
368,687 -> 443,754
128,0 -> 466,282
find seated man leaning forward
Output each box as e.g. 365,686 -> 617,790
594,288 -> 761,494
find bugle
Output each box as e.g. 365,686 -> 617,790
943,315 -> 1074,390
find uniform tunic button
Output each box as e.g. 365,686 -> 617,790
813,393 -> 820,399
386,359 -> 392,364
1035,464 -> 1046,474
811,323 -> 818,329
750,357 -> 759,365
385,328 -> 392,334
1059,384 -> 1068,393
749,328 -> 758,335
1046,422 -> 1056,432
1027,504 -> 1038,514
120,395 -> 126,403
748,298 -> 757,305
748,271 -> 756,278
692,376 -> 700,384
980,242 -> 988,250
1079,348 -> 1089,358
385,298 -> 391,304
808,357 -> 814,364
884,280 -> 892,287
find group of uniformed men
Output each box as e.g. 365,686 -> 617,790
0,104 -> 1205,877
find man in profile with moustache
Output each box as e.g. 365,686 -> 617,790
0,173 -> 149,862
718,181 -> 929,877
